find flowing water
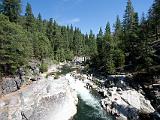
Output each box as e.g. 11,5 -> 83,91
66,74 -> 114,120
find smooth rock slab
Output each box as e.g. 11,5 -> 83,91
101,87 -> 155,120
0,76 -> 78,120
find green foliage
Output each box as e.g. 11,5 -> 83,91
113,16 -> 124,50
148,0 -> 160,40
33,32 -> 52,60
2,0 -> 21,22
55,48 -> 65,62
0,0 -> 159,76
36,13 -> 43,32
96,28 -> 103,54
65,50 -> 74,61
73,28 -> 84,56
25,3 -> 34,32
85,30 -> 97,57
112,49 -> 125,68
0,14 -> 33,74
104,22 -> 112,43
40,62 -> 48,73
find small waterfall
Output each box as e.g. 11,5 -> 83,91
66,74 -> 98,106
66,74 -> 113,120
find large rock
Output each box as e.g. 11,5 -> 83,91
1,77 -> 23,94
101,87 -> 155,120
0,76 -> 78,120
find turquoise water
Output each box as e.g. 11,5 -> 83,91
67,74 -> 114,120
73,91 -> 114,120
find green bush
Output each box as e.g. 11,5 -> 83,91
40,63 -> 48,73
65,50 -> 74,61
54,74 -> 59,79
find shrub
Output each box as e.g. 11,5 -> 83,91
40,63 -> 48,73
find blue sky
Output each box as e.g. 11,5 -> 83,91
22,0 -> 154,34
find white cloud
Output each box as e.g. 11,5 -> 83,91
60,18 -> 80,25
62,0 -> 83,2
69,18 -> 80,24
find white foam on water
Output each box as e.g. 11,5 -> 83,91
66,74 -> 101,109
48,73 -> 112,120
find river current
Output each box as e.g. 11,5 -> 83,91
66,74 -> 114,120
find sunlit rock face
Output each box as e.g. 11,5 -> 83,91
101,87 -> 155,120
0,76 -> 78,120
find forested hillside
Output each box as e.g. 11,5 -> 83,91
0,0 -> 160,77
88,0 -> 160,75
0,0 -> 89,76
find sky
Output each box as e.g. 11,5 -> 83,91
22,0 -> 154,34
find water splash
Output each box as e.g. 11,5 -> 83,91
66,74 -> 98,106
66,74 -> 113,120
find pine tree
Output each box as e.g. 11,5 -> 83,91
123,0 -> 135,57
138,14 -> 153,70
46,18 -> 53,40
0,14 -> 33,74
104,22 -> 115,74
61,26 -> 69,50
148,0 -> 160,40
73,28 -> 83,56
123,0 -> 140,67
68,25 -> 74,51
33,32 -> 52,61
123,0 -> 135,32
25,3 -> 34,31
113,15 -> 124,49
97,28 -> 103,54
104,22 -> 112,43
37,13 -> 43,32
46,18 -> 56,56
53,25 -> 62,53
2,0 -> 21,22
113,16 -> 125,69
85,30 -> 97,57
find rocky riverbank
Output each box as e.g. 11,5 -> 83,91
94,76 -> 157,120
68,69 -> 156,120
0,64 -> 78,120
100,87 -> 155,120
0,58 -> 158,120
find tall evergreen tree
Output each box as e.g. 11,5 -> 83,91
0,14 -> 33,74
104,22 -> 115,74
2,0 -> 21,22
61,26 -> 69,50
114,16 -> 122,38
33,32 -> 52,61
104,22 -> 112,42
148,0 -> 160,40
85,30 -> 97,57
25,3 -> 34,31
46,18 -> 56,56
113,15 -> 124,49
123,0 -> 140,67
113,16 -> 125,69
73,28 -> 83,56
138,14 -> 153,70
97,28 -> 103,54
37,13 -> 43,32
46,18 -> 54,41
68,24 -> 74,50
123,0 -> 135,32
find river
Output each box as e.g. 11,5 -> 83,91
66,74 -> 114,120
